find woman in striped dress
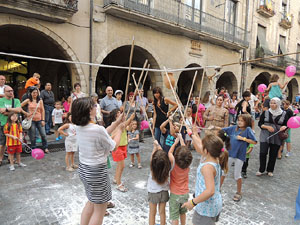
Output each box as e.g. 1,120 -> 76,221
71,97 -> 124,225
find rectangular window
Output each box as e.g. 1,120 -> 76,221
256,24 -> 272,54
226,0 -> 237,25
279,35 -> 287,54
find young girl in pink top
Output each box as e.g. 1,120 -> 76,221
168,134 -> 193,225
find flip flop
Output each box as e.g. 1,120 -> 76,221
104,211 -> 110,216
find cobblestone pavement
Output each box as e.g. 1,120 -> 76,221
0,124 -> 299,225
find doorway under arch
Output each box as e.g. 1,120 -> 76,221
96,45 -> 161,100
250,72 -> 271,94
216,71 -> 238,95
0,25 -> 74,100
177,64 -> 205,105
287,78 -> 299,102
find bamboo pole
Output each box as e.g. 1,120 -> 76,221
142,64 -> 151,88
221,51 -> 300,68
180,70 -> 198,131
194,69 -> 206,125
132,74 -> 155,140
123,37 -> 135,109
163,67 -> 187,128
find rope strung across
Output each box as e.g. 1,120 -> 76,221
0,51 -> 299,73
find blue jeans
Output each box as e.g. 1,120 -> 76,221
29,121 -> 48,149
154,127 -> 165,147
44,105 -> 54,133
229,113 -> 236,125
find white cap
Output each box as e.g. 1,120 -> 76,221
115,90 -> 123,96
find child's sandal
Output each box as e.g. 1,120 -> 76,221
129,163 -> 135,168
138,163 -> 142,169
116,184 -> 128,192
233,192 -> 242,202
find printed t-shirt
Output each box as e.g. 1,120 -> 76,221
52,109 -> 64,124
162,130 -> 175,153
0,98 -> 21,126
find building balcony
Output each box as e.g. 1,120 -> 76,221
103,0 -> 249,50
257,0 -> 275,18
279,13 -> 292,29
0,0 -> 78,23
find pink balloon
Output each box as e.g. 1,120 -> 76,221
287,116 -> 300,129
258,84 -> 267,93
294,109 -> 299,114
31,148 -> 45,160
285,65 -> 296,77
140,120 -> 149,131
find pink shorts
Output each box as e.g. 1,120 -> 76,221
112,146 -> 127,162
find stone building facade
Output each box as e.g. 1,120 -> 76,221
0,0 -> 299,101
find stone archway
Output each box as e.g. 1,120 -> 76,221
216,71 -> 238,95
287,78 -> 299,102
96,45 -> 161,99
0,18 -> 86,94
177,64 -> 205,105
250,72 -> 271,95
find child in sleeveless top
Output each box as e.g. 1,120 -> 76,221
127,120 -> 142,168
147,140 -> 171,225
168,133 -> 193,225
182,129 -> 228,225
58,113 -> 78,172
266,74 -> 288,99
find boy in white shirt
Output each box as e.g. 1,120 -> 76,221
52,101 -> 64,141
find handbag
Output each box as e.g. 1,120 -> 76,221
278,128 -> 289,141
22,101 -> 40,130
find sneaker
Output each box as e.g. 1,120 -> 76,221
285,152 -> 291,157
129,163 -> 135,168
242,172 -> 247,178
18,162 -> 27,167
66,167 -> 74,172
36,138 -> 42,143
256,171 -> 263,176
58,136 -> 62,140
9,165 -> 15,171
55,137 -> 60,141
138,163 -> 142,169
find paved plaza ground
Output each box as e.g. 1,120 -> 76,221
0,124 -> 299,225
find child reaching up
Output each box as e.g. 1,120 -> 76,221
58,113 -> 78,172
147,140 -> 171,225
266,74 -> 288,99
4,112 -> 26,171
182,129 -> 226,224
168,134 -> 193,225
127,120 -> 142,169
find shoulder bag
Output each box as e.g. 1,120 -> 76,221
22,101 -> 40,130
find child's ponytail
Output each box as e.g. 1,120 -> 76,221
219,149 -> 229,174
217,130 -> 231,150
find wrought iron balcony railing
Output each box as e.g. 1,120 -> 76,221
279,12 -> 292,29
103,0 -> 249,48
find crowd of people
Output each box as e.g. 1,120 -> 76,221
0,72 -> 299,225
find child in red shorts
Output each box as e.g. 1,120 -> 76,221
4,112 -> 26,171
110,108 -> 134,192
